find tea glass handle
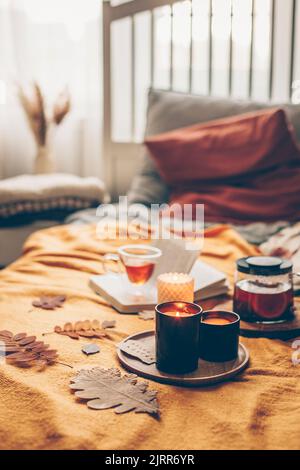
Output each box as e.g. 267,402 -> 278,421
102,253 -> 121,275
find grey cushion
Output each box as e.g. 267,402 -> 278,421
127,88 -> 300,206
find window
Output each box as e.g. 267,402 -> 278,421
110,0 -> 300,143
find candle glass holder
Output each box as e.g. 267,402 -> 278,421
155,301 -> 202,374
199,310 -> 240,362
157,273 -> 194,304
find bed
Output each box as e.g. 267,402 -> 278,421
70,87 -> 300,248
0,105 -> 300,451
1,222 -> 300,450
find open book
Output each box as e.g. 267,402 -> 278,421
90,239 -> 228,313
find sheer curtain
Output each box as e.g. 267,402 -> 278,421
0,0 -> 102,179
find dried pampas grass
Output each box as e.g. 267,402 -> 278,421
18,82 -> 71,147
52,88 -> 71,125
18,83 -> 47,146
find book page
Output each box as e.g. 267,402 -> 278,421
150,239 -> 200,284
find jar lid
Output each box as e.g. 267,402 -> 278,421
237,256 -> 293,276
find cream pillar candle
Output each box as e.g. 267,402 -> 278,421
157,273 -> 194,303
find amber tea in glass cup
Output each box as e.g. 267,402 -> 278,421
104,245 -> 161,298
233,256 -> 295,323
118,245 -> 161,286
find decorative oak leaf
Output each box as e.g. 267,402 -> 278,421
70,367 -> 159,417
32,295 -> 66,310
0,330 -> 59,368
49,320 -> 108,341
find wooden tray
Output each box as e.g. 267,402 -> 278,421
240,309 -> 300,339
117,330 -> 249,387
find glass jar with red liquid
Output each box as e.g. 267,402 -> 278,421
233,256 -> 295,323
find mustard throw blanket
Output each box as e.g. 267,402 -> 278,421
0,224 -> 299,450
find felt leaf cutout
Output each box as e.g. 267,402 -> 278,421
32,296 -> 66,310
70,367 -> 159,417
46,320 -> 108,341
119,339 -> 156,365
0,330 -> 60,369
138,311 -> 155,321
82,344 -> 101,356
102,320 -> 116,329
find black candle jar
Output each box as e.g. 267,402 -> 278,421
155,302 -> 202,374
199,311 -> 240,362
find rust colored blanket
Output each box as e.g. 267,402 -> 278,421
0,224 -> 299,450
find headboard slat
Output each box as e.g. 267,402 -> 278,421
104,0 -> 184,22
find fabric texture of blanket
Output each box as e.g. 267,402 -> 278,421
0,223 -> 299,450
0,174 -> 106,226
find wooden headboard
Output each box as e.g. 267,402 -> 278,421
102,0 -> 299,198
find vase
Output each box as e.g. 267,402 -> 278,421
34,145 -> 55,174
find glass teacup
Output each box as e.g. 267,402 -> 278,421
104,244 -> 162,297
118,245 -> 161,285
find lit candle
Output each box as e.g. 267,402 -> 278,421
199,311 -> 240,362
202,315 -> 232,326
155,301 -> 202,374
157,273 -> 194,304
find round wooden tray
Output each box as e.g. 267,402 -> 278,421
240,310 -> 300,339
117,330 -> 249,387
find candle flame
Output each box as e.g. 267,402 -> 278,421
176,312 -> 180,318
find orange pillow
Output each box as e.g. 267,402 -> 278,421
144,108 -> 300,185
